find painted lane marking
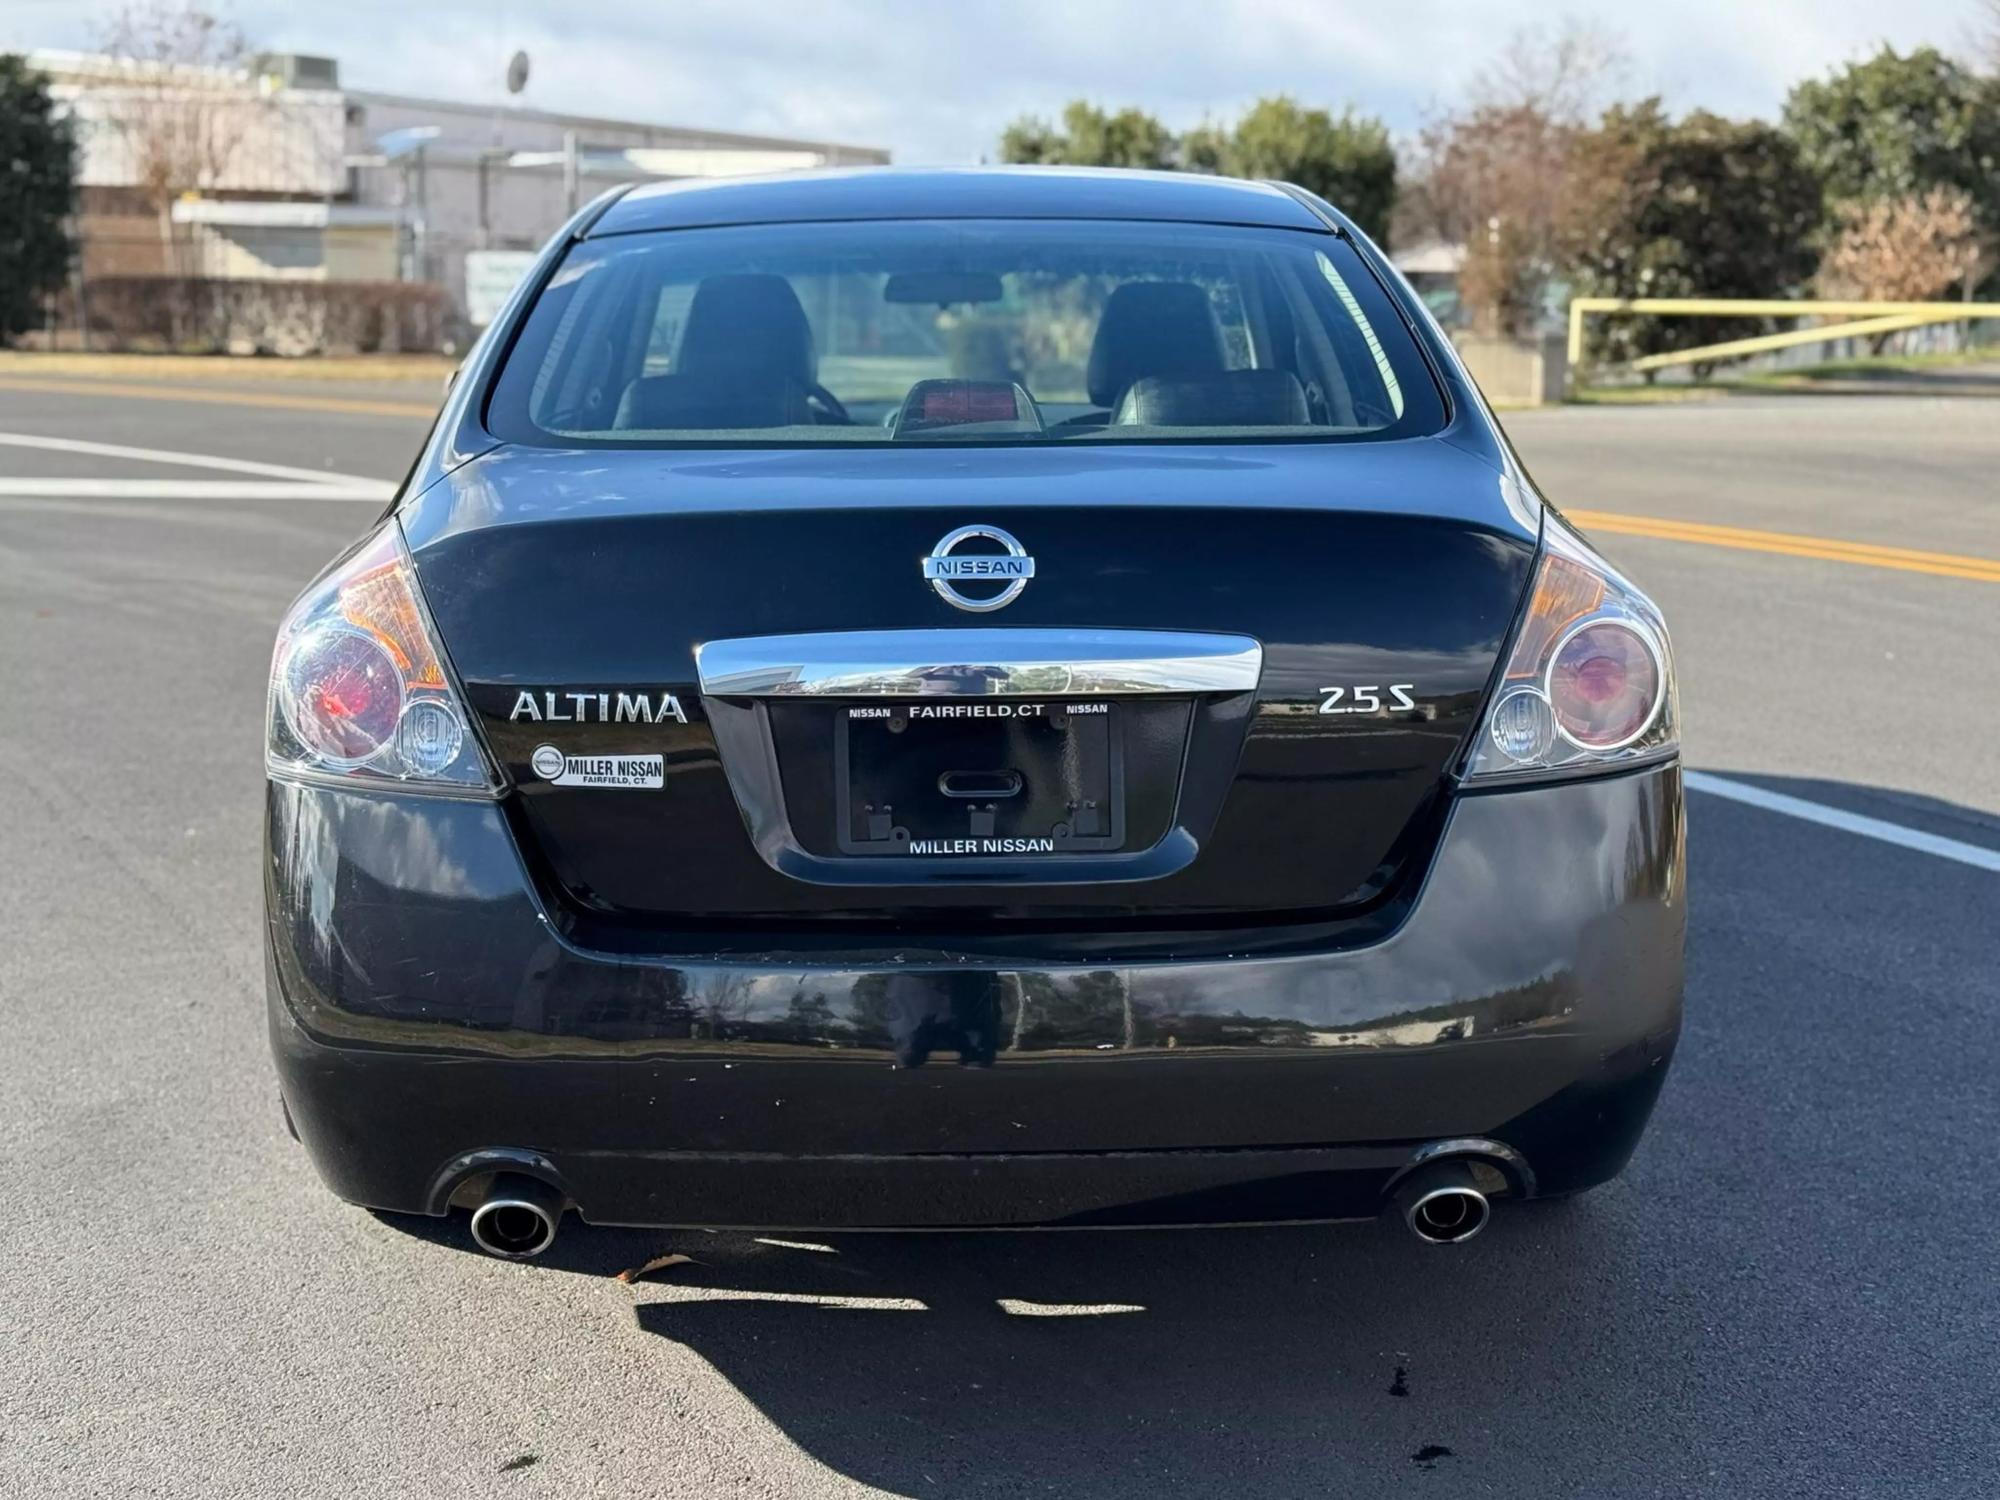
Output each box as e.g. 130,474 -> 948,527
0,430 -> 386,488
0,375 -> 435,419
0,479 -> 391,501
1687,771 -> 2000,874
1569,510 -> 2000,584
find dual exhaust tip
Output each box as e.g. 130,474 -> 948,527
1393,1157 -> 1494,1245
468,1173 -> 565,1259
463,1157 -> 1499,1258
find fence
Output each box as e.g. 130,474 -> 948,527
1567,297 -> 2000,387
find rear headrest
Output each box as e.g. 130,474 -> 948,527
676,273 -> 816,385
1086,281 -> 1226,408
614,372 -> 812,430
1112,369 -> 1311,428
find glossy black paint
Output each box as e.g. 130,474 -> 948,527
266,763 -> 1683,1228
395,172 -> 1523,509
406,475 -> 1534,931
399,219 -> 1539,931
590,166 -> 1330,237
269,169 -> 1682,1232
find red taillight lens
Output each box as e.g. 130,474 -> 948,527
1468,522 -> 1675,780
1547,619 -> 1662,750
281,627 -> 405,764
268,526 -> 494,793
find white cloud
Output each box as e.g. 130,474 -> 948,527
8,0 -> 1985,161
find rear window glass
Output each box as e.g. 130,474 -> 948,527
487,219 -> 1445,447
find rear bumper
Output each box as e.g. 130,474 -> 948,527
265,764 -> 1685,1228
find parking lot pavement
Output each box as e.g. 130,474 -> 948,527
0,374 -> 435,478
1,381 -> 1995,1497
1507,395 -> 2000,557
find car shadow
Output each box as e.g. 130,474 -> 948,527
390,1191 -> 1693,1494
378,768 -> 2000,1496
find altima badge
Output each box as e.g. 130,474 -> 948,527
509,690 -> 686,724
922,525 -> 1035,612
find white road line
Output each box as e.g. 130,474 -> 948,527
0,479 -> 391,501
0,431 -> 386,488
1687,770 -> 2000,874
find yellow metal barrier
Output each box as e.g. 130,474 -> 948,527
1566,297 -> 2000,376
1626,314 -> 1950,373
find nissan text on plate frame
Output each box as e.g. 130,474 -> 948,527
264,168 -> 1682,1258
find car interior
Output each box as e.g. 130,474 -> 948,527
502,226 -> 1424,444
607,270 -> 1383,438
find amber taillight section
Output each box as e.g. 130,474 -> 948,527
338,559 -> 448,689
1503,551 -> 1606,681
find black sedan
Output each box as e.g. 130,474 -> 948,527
264,167 -> 1681,1257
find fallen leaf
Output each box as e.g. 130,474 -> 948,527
615,1252 -> 696,1284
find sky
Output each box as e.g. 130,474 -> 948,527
8,0 -> 1993,160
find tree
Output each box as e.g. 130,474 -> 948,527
1568,103 -> 1824,372
1185,97 -> 1394,243
1469,17 -> 1629,125
96,3 -> 263,251
0,55 -> 77,344
999,101 -> 1174,170
1820,188 -> 1989,304
1001,96 -> 1396,241
1403,103 -> 1581,335
1782,47 -> 2000,235
1399,19 -> 1628,336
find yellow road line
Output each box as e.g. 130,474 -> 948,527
1,375 -> 1991,585
0,376 -> 436,419
1568,509 -> 2000,584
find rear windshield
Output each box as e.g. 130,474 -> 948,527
487,218 -> 1445,447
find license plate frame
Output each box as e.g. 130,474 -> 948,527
833,700 -> 1126,857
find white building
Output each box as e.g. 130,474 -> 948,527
33,49 -> 888,323
341,85 -> 888,313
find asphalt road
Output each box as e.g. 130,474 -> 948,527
2,377 -> 1996,1498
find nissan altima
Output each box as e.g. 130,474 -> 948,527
265,167 -> 1682,1257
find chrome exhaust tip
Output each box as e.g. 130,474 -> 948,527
1394,1158 -> 1492,1245
468,1173 -> 565,1259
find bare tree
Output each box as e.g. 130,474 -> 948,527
95,3 -> 261,264
1820,188 -> 1989,302
1401,19 -> 1631,337
1466,17 -> 1629,123
1405,105 -> 1575,335
697,973 -> 758,1037
1977,0 -> 2000,75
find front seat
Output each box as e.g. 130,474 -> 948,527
1085,281 -> 1227,412
616,273 -> 818,429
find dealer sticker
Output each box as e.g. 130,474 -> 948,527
530,744 -> 663,789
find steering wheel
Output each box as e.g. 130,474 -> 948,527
806,383 -> 852,424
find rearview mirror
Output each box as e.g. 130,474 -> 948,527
883,271 -> 1004,306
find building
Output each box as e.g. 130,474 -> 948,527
340,85 -> 889,316
1389,239 -> 1466,328
32,49 -> 889,344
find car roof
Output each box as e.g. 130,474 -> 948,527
587,166 -> 1331,237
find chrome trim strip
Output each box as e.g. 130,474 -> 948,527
696,628 -> 1264,698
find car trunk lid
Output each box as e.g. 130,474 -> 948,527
402,439 -> 1537,938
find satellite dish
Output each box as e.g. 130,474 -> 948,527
506,50 -> 530,96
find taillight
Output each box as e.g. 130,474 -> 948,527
1466,520 -> 1676,781
281,627 -> 405,764
267,526 -> 498,795
1548,618 -> 1663,750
